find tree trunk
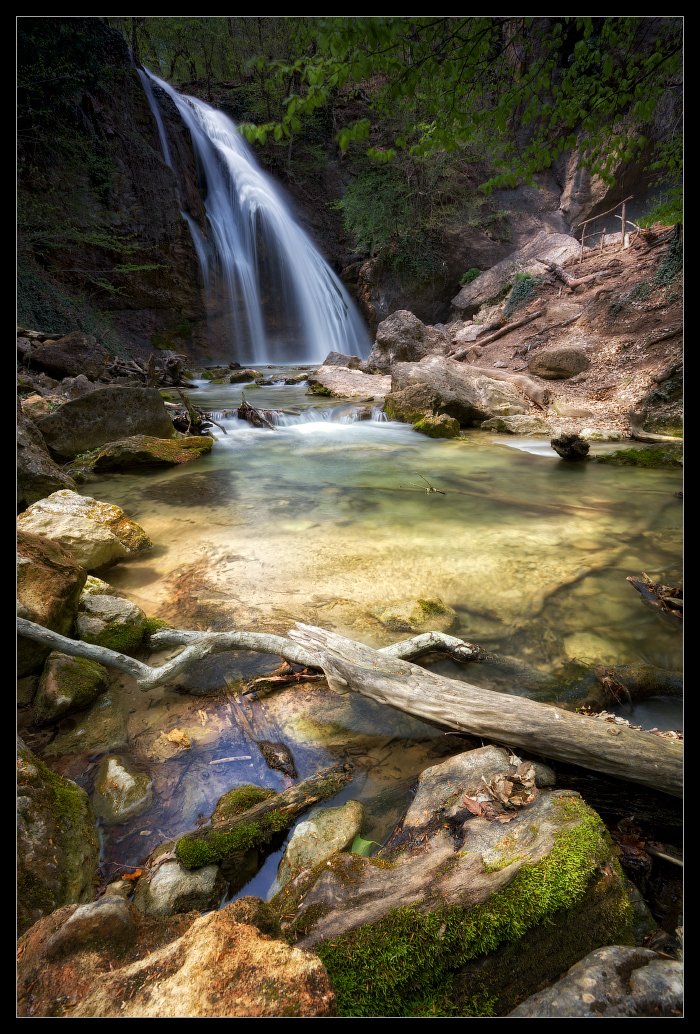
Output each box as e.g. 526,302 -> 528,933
288,625 -> 682,797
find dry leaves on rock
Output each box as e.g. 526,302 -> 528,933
463,760 -> 538,823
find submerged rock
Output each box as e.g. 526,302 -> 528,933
17,738 -> 99,935
85,434 -> 214,472
551,433 -> 590,461
17,900 -> 336,1017
36,386 -> 175,459
17,410 -> 75,510
18,490 -> 151,570
376,597 -> 457,634
133,860 -> 226,917
17,530 -> 87,676
271,801 -> 365,896
43,690 -> 128,757
92,755 -> 153,825
32,651 -> 109,726
76,593 -> 147,651
509,945 -> 683,1017
528,346 -> 591,380
366,310 -> 450,373
308,366 -> 391,400
596,446 -> 682,468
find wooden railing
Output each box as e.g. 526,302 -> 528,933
575,195 -> 639,262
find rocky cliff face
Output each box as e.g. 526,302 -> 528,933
18,19 -> 216,361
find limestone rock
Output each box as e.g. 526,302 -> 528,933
509,946 -> 683,1017
413,414 -> 461,438
32,651 -> 109,726
366,310 -> 450,373
17,410 -> 76,510
86,434 -> 213,472
18,490 -> 151,570
481,415 -> 552,435
36,386 -> 175,459
17,738 -> 99,934
28,332 -> 111,381
308,366 -> 391,400
17,531 -> 87,676
321,351 -> 362,369
272,801 -> 365,895
133,860 -> 225,916
451,232 -> 581,316
528,347 -> 591,380
552,399 -> 594,418
76,593 -> 147,651
104,880 -> 134,900
92,755 -> 153,825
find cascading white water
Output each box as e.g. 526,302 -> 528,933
140,70 -> 371,365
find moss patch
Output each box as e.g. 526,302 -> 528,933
597,446 -> 682,468
308,382 -> 333,397
413,415 -> 460,439
142,617 -> 171,638
316,798 -> 633,1016
212,784 -> 277,825
176,810 -> 290,869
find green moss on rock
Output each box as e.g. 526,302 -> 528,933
33,652 -> 109,726
176,810 -> 290,870
412,415 -> 460,439
316,800 -> 633,1016
212,784 -> 278,825
596,446 -> 682,468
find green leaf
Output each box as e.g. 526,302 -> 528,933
350,836 -> 380,857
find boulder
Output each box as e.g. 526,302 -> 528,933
552,399 -> 594,418
413,414 -> 461,438
285,372 -> 309,384
28,332 -> 111,381
509,946 -> 683,1017
76,593 -> 147,651
86,434 -> 213,472
17,531 -> 87,676
18,675 -> 38,706
229,369 -> 262,383
18,491 -> 151,570
580,427 -> 625,442
386,357 -> 529,426
133,860 -> 226,917
92,755 -> 153,825
45,898 -> 137,958
36,386 -> 175,459
17,738 -> 99,934
17,901 -> 335,1018
451,232 -> 581,316
271,801 -> 365,896
481,415 -> 552,435
321,351 -> 362,369
17,410 -> 76,510
551,433 -> 591,461
375,597 -> 457,634
365,310 -> 450,373
55,374 -> 102,399
274,746 -> 636,1016
43,691 -> 128,757
308,367 -> 391,400
32,651 -> 109,726
528,347 -> 591,380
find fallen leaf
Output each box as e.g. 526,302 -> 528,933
163,728 -> 191,749
121,869 -> 143,881
463,796 -> 486,816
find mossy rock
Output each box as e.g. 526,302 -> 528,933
87,435 -> 214,472
212,784 -> 277,825
413,414 -> 460,439
43,690 -> 128,757
376,596 -> 457,634
76,594 -> 147,652
17,739 -> 99,934
33,651 -> 109,726
307,381 -> 334,397
596,446 -> 682,468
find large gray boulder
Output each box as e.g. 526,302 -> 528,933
451,232 -> 581,316
308,366 -> 391,400
528,346 -> 591,379
509,945 -> 683,1017
17,738 -> 99,934
366,310 -> 450,372
76,593 -> 147,651
386,356 -> 529,426
320,351 -> 362,369
28,332 -> 111,381
17,410 -> 75,510
36,386 -> 175,458
133,859 -> 226,917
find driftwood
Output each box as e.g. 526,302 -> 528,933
237,397 -> 277,429
174,389 -> 227,437
449,310 -> 543,360
628,574 -> 683,621
287,625 -> 682,797
541,260 -> 615,291
17,618 -> 682,795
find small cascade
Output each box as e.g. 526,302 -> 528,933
139,69 -> 371,366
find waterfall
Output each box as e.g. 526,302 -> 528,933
140,69 -> 371,366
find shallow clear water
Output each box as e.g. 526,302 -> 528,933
52,382 -> 681,885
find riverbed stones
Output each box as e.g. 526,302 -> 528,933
365,310 -> 450,372
17,410 -> 76,509
271,801 -> 365,896
509,946 -> 683,1017
376,596 -> 457,634
36,386 -> 176,458
17,738 -> 99,935
133,860 -> 226,917
85,434 -> 214,472
528,346 -> 591,380
32,651 -> 109,726
18,490 -> 151,570
17,530 -> 87,676
308,366 -> 391,400
92,755 -> 153,825
43,690 -> 128,757
17,901 -> 336,1018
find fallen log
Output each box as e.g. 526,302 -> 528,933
238,397 -> 277,429
174,761 -> 352,869
288,624 -> 682,797
541,260 -> 615,290
449,311 -> 543,360
628,574 -> 682,621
